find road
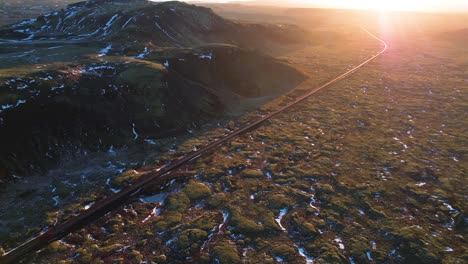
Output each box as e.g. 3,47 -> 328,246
0,27 -> 388,263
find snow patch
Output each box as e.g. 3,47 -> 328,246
52,196 -> 60,206
295,244 -> 314,263
14,18 -> 36,27
263,169 -> 273,179
98,44 -> 112,57
51,84 -> 65,91
121,17 -> 135,29
275,208 -> 287,231
198,52 -> 213,60
0,100 -> 26,113
84,202 -> 95,210
135,47 -> 149,59
103,14 -> 119,34
218,210 -> 229,230
144,139 -> 157,145
132,123 -> 139,140
17,84 -> 28,90
334,237 -> 345,250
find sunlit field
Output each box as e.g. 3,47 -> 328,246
0,1 -> 467,263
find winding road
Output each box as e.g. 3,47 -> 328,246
0,28 -> 388,263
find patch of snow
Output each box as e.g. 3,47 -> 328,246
144,139 -> 157,145
101,227 -> 109,234
442,202 -> 459,214
142,206 -> 161,223
103,14 -> 119,34
47,46 -> 63,50
88,65 -> 115,71
366,251 -> 373,261
84,202 -> 95,210
52,196 -> 60,206
97,44 -> 112,57
415,182 -> 426,187
275,208 -> 287,231
295,244 -> 314,263
0,100 -> 26,113
275,256 -> 284,262
110,188 -> 121,193
334,237 -> 345,250
17,84 -> 28,90
132,123 -> 139,140
14,29 -> 31,33
14,18 -> 36,27
51,84 -> 65,91
64,10 -> 78,21
445,247 -> 454,252
77,28 -> 100,38
82,65 -> 114,75
309,194 -> 320,214
135,47 -> 148,59
163,60 -> 169,68
218,210 -> 229,230
393,137 -> 408,150
108,145 -> 116,155
121,17 -> 135,29
115,245 -> 131,253
263,169 -> 273,179
198,52 -> 213,60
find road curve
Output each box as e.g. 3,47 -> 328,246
0,28 -> 387,263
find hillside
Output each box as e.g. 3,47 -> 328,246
0,0 -> 307,182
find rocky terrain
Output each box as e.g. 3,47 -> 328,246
0,0 -> 307,182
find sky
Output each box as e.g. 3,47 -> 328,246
175,0 -> 468,12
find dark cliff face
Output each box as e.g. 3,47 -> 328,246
0,0 -> 308,182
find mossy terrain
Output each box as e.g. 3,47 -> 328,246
0,3 -> 467,264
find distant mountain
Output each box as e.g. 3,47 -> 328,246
0,0 -> 307,182
2,0 -> 307,47
0,0 -> 79,27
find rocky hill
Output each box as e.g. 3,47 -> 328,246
0,0 -> 308,182
2,0 -> 306,47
